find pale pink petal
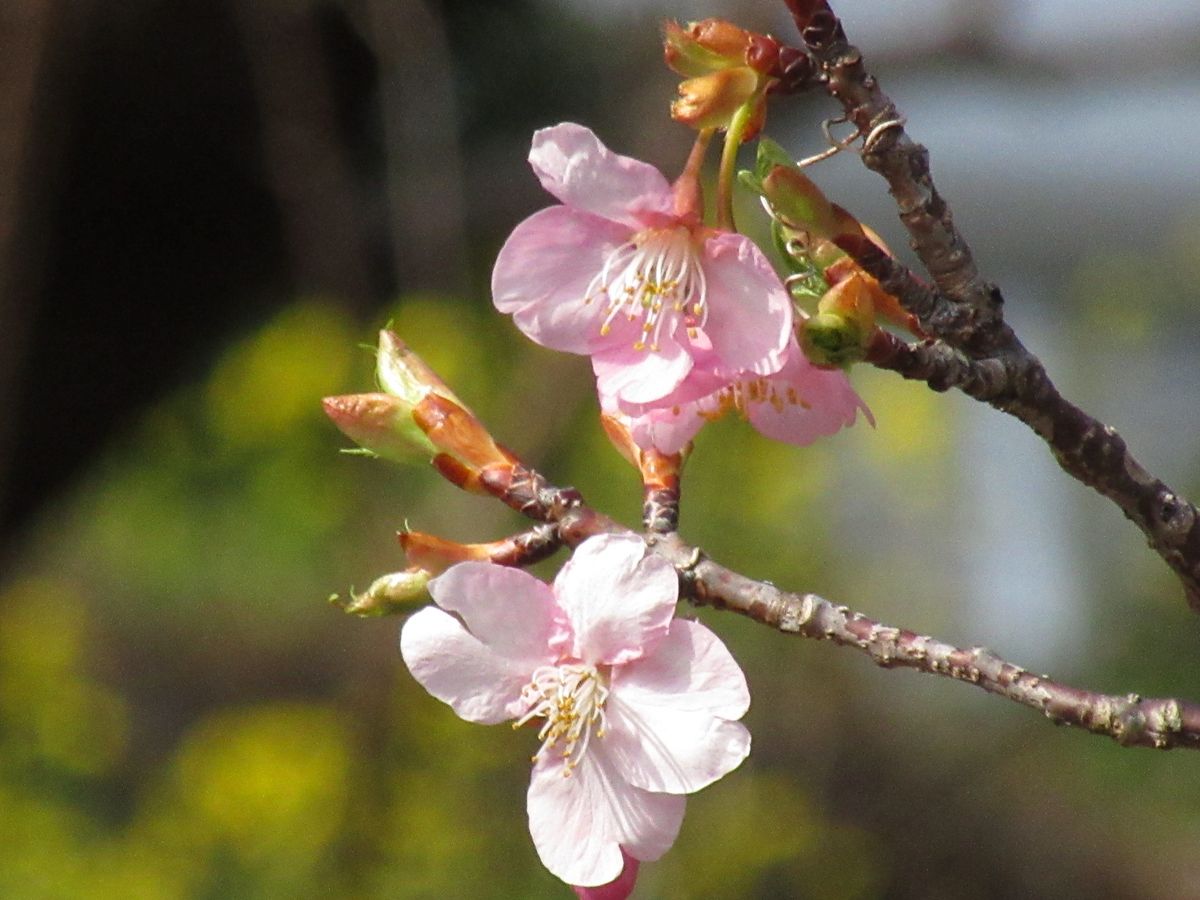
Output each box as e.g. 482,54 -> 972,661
605,337 -> 726,416
626,404 -> 707,455
592,337 -> 694,406
699,232 -> 792,376
744,348 -> 872,446
528,748 -> 685,886
604,701 -> 750,795
492,205 -> 631,354
573,850 -> 639,900
553,534 -> 677,666
613,620 -> 750,718
601,621 -> 751,793
400,607 -> 534,724
529,123 -> 675,229
429,563 -> 564,665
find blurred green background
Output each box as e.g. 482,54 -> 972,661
3,1 -> 1200,897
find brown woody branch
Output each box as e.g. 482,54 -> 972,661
485,483 -> 1200,752
781,1 -> 1200,610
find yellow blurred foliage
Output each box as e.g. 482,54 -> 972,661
170,703 -> 351,864
0,578 -> 128,778
207,300 -> 356,447
385,294 -> 495,406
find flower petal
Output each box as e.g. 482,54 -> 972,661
429,562 -> 563,666
528,748 -> 685,887
601,620 -> 751,793
592,336 -> 694,406
492,205 -> 632,354
625,403 -> 707,455
553,534 -> 678,666
745,346 -> 872,445
529,123 -> 675,229
400,607 -> 533,724
699,232 -> 792,376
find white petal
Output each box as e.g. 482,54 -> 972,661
599,620 -> 752,793
527,747 -> 685,887
614,619 -> 750,717
552,534 -> 677,666
429,562 -> 563,664
603,696 -> 751,794
400,607 -> 533,724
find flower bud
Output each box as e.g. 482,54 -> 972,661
322,392 -> 436,461
817,273 -> 876,332
671,67 -> 760,132
799,273 -> 879,367
799,311 -> 867,368
401,527 -> 561,572
332,568 -> 432,616
664,19 -> 752,77
760,165 -> 841,237
411,393 -> 518,492
338,330 -> 519,492
399,531 -> 495,572
376,329 -> 465,410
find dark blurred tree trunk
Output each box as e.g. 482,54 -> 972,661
364,0 -> 468,295
0,0 -> 95,554
235,0 -> 378,313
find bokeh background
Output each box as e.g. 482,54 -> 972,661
3,0 -> 1200,897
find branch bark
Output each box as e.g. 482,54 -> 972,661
781,1 -> 1200,611
462,460 -> 1200,752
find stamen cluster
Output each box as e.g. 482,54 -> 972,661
516,662 -> 611,773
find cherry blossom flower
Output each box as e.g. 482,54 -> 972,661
399,533 -> 751,890
605,335 -> 872,455
492,122 -> 791,407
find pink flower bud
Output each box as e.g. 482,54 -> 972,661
322,392 -> 436,462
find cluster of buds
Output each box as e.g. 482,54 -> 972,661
323,331 -> 519,495
324,331 -> 569,615
744,141 -> 922,367
663,19 -> 805,136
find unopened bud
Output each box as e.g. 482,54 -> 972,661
323,392 -> 436,461
671,67 -> 760,132
399,531 -> 494,572
376,329 -> 465,410
411,393 -> 517,491
761,165 -> 840,237
401,527 -> 561,571
333,568 -> 432,616
800,311 -> 867,368
332,329 -> 520,492
664,19 -> 752,77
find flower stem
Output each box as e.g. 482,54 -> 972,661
673,128 -> 715,221
716,99 -> 756,232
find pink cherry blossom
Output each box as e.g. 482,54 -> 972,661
492,122 -> 792,407
604,335 -> 873,455
399,533 -> 751,889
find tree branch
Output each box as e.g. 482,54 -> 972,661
780,1 -> 1200,611
463,462 -> 1200,752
